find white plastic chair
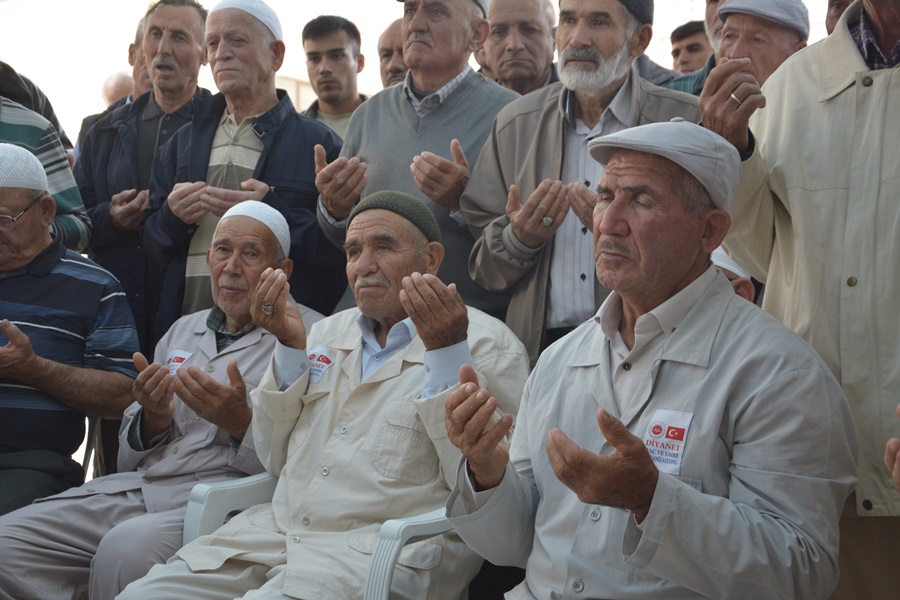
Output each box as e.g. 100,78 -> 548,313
180,474 -> 453,600
362,507 -> 453,600
181,472 -> 278,545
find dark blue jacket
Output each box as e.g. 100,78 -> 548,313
143,91 -> 345,340
74,89 -> 212,354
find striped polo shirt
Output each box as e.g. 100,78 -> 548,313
0,240 -> 139,456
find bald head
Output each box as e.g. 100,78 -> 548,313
102,72 -> 134,106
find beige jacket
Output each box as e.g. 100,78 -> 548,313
723,3 -> 900,516
461,67 -> 700,364
178,307 -> 529,599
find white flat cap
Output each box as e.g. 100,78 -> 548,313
719,0 -> 810,41
588,118 -> 740,213
217,200 -> 290,258
0,143 -> 48,191
210,0 -> 282,41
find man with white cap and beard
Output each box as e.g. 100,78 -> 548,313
445,120 -> 858,598
0,201 -> 322,600
462,0 -> 699,365
144,0 -> 345,343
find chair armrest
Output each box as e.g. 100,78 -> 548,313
363,507 -> 453,600
182,472 -> 278,545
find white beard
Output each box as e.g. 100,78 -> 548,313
558,42 -> 633,92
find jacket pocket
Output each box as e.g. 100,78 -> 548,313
371,403 -> 440,485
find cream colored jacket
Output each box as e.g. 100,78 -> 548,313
180,307 -> 529,599
723,3 -> 900,516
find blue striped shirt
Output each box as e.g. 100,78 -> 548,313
0,240 -> 138,456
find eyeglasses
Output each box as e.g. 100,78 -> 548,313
0,192 -> 46,230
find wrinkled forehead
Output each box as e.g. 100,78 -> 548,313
214,215 -> 276,247
348,209 -> 413,238
207,7 -> 265,41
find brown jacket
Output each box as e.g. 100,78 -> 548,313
461,68 -> 700,364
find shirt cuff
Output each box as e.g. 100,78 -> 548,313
318,196 -> 348,228
273,342 -> 310,390
502,223 -> 545,259
422,340 -> 472,397
127,409 -> 170,451
449,209 -> 467,227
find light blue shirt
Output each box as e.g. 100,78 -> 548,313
272,313 -> 473,397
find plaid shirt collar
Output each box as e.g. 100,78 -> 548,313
206,305 -> 256,353
850,7 -> 900,70
403,66 -> 472,119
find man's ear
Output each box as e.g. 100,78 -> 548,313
423,241 -> 445,275
470,19 -> 490,53
128,43 -> 138,67
38,194 -> 57,228
272,41 -> 286,72
700,209 -> 731,254
630,24 -> 653,59
357,53 -> 365,74
278,257 -> 294,280
729,276 -> 756,303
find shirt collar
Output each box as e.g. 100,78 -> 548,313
0,239 -> 64,280
206,305 -> 257,350
403,66 -> 472,117
563,66 -> 634,132
142,89 -> 197,122
597,265 -> 719,343
852,5 -> 900,69
356,313 -> 417,351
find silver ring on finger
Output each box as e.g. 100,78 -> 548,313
541,216 -> 554,228
261,304 -> 275,315
729,92 -> 743,106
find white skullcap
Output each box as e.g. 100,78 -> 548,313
217,201 -> 290,258
712,247 -> 750,280
210,0 -> 282,41
0,143 -> 48,191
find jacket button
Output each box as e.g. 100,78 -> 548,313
302,516 -> 310,525
847,277 -> 858,287
321,466 -> 330,476
862,76 -> 873,87
291,535 -> 300,543
572,579 -> 584,593
623,362 -> 631,371
863,499 -> 873,511
206,364 -> 215,372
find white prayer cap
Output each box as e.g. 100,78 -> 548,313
0,143 -> 48,191
712,247 -> 750,280
217,201 -> 290,258
210,0 -> 282,41
588,118 -> 740,213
